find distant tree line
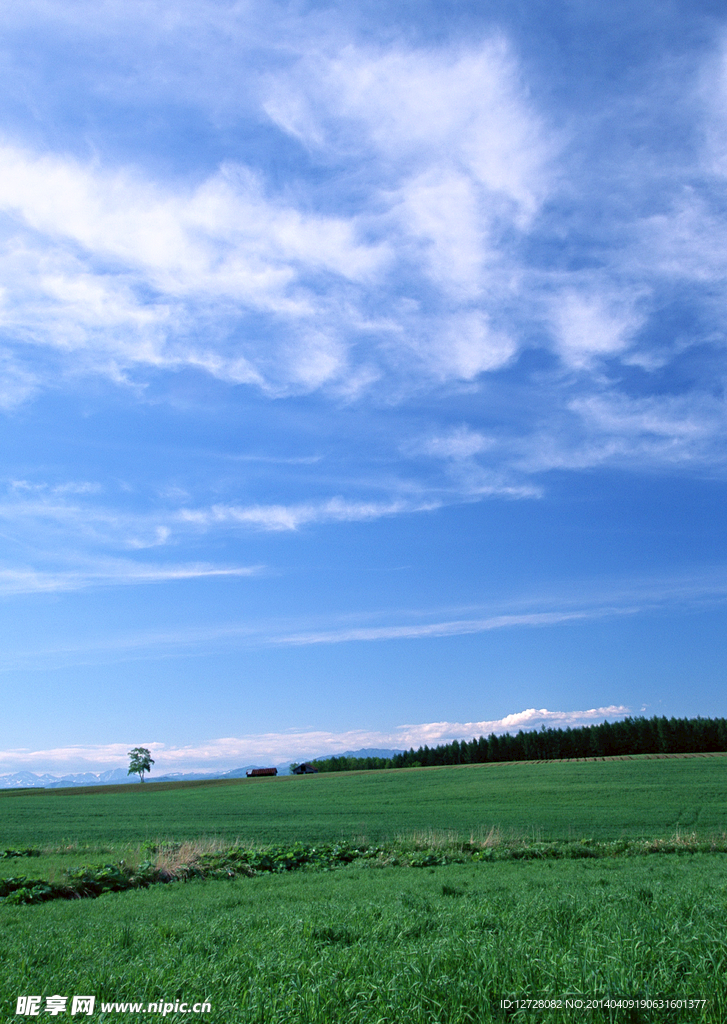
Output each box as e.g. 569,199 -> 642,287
312,716 -> 727,773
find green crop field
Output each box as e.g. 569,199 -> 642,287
2,757 -> 727,1023
1,755 -> 726,847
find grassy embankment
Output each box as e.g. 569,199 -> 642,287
1,756 -> 727,1023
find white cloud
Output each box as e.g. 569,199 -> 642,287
177,496 -> 439,532
701,35 -> 727,177
264,38 -> 553,349
0,143 -> 388,396
567,393 -> 727,467
572,394 -> 716,441
0,561 -> 261,595
434,312 -> 515,379
0,27 -> 558,406
635,192 -> 727,286
0,473 -> 534,569
0,349 -> 38,409
264,41 -> 551,217
416,426 -> 494,460
394,169 -> 488,299
0,9 -> 722,490
0,126 -> 529,401
0,705 -> 631,773
549,290 -> 645,369
275,610 -> 599,646
0,147 -> 382,291
511,386 -> 727,476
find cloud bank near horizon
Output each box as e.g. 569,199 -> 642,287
0,706 -> 630,775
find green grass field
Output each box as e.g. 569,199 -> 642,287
2,757 -> 727,1023
2,755 -> 726,846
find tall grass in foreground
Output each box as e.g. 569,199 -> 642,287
1,852 -> 726,1023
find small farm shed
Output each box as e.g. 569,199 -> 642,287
292,762 -> 318,774
246,767 -> 278,777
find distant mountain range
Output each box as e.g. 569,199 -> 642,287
0,749 -> 405,789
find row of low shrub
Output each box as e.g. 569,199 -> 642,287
3,833 -> 727,905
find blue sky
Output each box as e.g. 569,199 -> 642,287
1,0 -> 726,774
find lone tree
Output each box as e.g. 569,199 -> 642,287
128,747 -> 155,783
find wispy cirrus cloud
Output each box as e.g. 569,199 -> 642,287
517,392 -> 727,475
176,496 -> 438,532
0,487 -> 434,555
412,427 -> 495,461
275,610 -> 600,647
0,474 -> 535,569
0,561 -> 261,596
4,562 -> 727,667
